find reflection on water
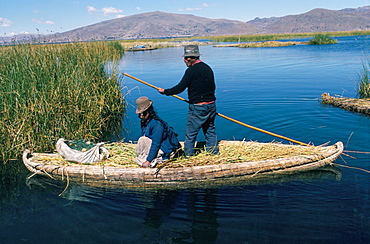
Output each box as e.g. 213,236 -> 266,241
1,165 -> 342,243
1,35 -> 370,243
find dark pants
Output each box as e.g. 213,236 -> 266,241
184,103 -> 219,156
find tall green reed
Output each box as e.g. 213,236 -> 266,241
0,41 -> 126,161
307,34 -> 338,45
357,61 -> 370,98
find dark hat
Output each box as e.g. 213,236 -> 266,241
135,96 -> 152,114
183,45 -> 201,57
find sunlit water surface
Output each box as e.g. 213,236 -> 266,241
1,36 -> 370,243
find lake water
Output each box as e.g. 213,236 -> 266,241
1,36 -> 370,243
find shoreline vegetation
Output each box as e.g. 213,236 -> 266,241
1,30 -> 369,163
213,41 -> 306,48
214,34 -> 338,48
0,41 -> 126,162
117,30 -> 369,50
358,61 -> 370,98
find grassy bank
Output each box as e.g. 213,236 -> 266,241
115,30 -> 370,49
204,30 -> 370,43
0,41 -> 126,162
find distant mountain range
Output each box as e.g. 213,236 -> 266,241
249,6 -> 370,33
3,6 -> 370,44
52,11 -> 260,42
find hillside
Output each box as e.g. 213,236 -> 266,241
2,6 -> 369,44
55,6 -> 370,41
259,7 -> 370,33
53,11 -> 259,42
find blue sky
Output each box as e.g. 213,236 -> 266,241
1,0 -> 369,37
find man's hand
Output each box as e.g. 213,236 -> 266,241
141,160 -> 151,168
158,88 -> 165,94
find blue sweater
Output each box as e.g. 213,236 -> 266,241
141,118 -> 176,162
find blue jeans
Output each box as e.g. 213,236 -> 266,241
184,103 -> 219,156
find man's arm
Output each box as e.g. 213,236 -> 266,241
158,69 -> 192,95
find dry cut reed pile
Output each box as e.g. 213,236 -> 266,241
160,141 -> 325,168
32,141 -> 327,169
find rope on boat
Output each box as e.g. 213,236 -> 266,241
123,72 -> 311,147
333,154 -> 370,175
334,163 -> 370,174
28,163 -> 55,180
58,168 -> 70,197
26,172 -> 38,180
344,150 -> 370,154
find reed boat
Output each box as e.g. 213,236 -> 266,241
22,140 -> 343,184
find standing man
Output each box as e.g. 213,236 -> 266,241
158,45 -> 219,156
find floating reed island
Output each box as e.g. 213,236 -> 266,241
321,93 -> 370,116
23,140 -> 343,185
213,41 -> 306,48
213,34 -> 337,48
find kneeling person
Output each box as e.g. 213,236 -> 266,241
135,96 -> 181,168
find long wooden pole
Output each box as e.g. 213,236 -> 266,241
123,72 -> 311,147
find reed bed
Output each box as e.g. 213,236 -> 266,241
357,61 -> 370,99
214,41 -> 305,48
116,30 -> 368,50
0,41 -> 126,161
115,30 -> 370,46
240,41 -> 305,48
307,34 -> 338,45
31,141 -> 326,168
119,40 -> 210,50
206,30 -> 370,43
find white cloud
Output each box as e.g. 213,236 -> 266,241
32,18 -> 55,25
87,6 -> 98,13
101,7 -> 123,16
178,3 -> 217,11
136,7 -> 140,10
178,7 -> 202,11
87,6 -> 123,17
0,17 -> 13,27
201,3 -> 218,7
